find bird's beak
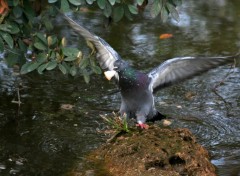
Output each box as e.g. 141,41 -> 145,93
104,70 -> 116,81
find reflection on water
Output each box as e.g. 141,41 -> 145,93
0,0 -> 240,175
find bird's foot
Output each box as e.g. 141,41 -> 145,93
136,123 -> 149,129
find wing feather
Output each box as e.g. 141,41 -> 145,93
148,55 -> 238,93
62,14 -> 120,71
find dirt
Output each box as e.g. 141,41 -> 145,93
69,125 -> 216,176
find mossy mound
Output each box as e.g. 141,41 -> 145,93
70,125 -> 216,176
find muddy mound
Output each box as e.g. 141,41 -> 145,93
85,126 -> 216,176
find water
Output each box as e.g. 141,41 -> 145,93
0,0 -> 240,175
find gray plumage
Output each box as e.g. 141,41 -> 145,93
62,13 -> 238,127
148,56 -> 237,93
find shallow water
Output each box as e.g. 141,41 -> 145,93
0,0 -> 240,175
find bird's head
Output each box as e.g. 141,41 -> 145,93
104,60 -> 129,81
113,60 -> 129,72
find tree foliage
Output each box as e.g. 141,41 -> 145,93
0,0 -> 181,82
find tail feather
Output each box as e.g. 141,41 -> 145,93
147,111 -> 166,123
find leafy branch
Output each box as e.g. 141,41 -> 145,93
0,0 -> 181,83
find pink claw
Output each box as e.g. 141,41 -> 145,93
136,123 -> 149,129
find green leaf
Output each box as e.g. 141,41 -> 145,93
108,0 -> 115,5
48,0 -> 58,3
34,42 -> 47,50
92,65 -> 102,74
86,0 -> 95,5
61,0 -> 70,12
21,62 -> 32,74
97,0 -> 106,9
124,5 -> 133,21
46,60 -> 58,70
36,53 -> 47,63
0,24 -> 9,32
128,5 -> 138,15
13,6 -> 23,18
79,57 -> 89,69
27,62 -> 41,73
36,33 -> 48,45
8,23 -> 20,34
136,0 -> 144,6
44,20 -> 54,31
22,0 -> 36,21
64,56 -> 77,61
166,2 -> 180,22
90,57 -> 96,66
161,6 -> 169,22
5,49 -> 21,67
113,6 -> 124,22
62,61 -> 70,72
104,1 -> 112,17
0,37 -> 4,52
37,63 -> 48,74
18,39 -> 27,52
150,0 -> 162,18
49,50 -> 56,59
70,65 -> 77,76
0,23 -> 20,34
83,71 -> 90,83
0,32 -> 14,49
62,47 -> 80,57
13,0 -> 19,6
21,62 -> 41,74
58,64 -> 67,74
68,0 -> 82,5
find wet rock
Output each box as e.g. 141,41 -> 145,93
86,126 -> 216,176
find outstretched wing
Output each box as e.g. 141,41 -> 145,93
62,13 -> 121,71
148,54 -> 238,93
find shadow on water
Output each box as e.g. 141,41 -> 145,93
0,0 -> 240,175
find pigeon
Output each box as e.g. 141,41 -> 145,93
62,14 -> 238,129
